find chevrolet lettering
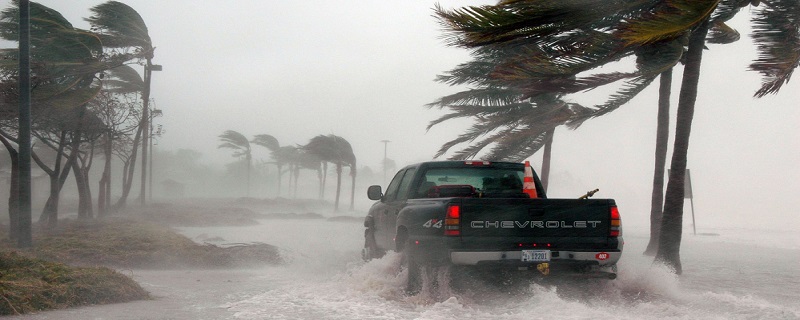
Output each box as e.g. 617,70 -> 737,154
470,220 -> 602,229
363,161 -> 623,295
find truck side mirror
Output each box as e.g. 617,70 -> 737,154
367,185 -> 383,200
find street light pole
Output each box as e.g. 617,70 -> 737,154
380,140 -> 390,184
149,108 -> 162,201
139,62 -> 161,205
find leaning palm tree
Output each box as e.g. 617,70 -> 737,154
303,135 -> 356,211
218,130 -> 252,197
86,0 -> 156,205
251,134 -> 281,195
643,0 -> 747,256
436,0 -> 723,273
427,41 -> 658,188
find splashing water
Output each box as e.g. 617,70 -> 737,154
178,218 -> 798,320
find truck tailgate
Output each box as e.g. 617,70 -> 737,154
458,198 -> 613,238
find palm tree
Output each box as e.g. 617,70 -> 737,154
643,69 -> 673,256
270,145 -> 298,197
251,134 -> 281,195
218,130 -> 252,197
304,135 -> 357,211
655,18 -> 712,273
426,42 -> 660,187
86,0 -> 156,205
435,0 -> 724,272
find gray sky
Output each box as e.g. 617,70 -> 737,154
8,1 -> 800,229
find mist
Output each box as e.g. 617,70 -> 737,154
1,0 -> 799,319
2,0 -> 793,232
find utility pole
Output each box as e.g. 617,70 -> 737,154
17,0 -> 32,248
381,140 -> 390,184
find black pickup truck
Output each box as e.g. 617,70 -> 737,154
363,160 -> 622,293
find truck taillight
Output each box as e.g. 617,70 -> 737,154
610,206 -> 621,237
445,204 -> 460,236
464,160 -> 490,166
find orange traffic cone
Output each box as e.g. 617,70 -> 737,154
523,161 -> 538,198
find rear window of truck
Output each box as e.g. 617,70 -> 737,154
414,167 -> 525,198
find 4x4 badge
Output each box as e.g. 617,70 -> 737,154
423,219 -> 443,228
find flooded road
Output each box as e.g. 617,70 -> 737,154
9,215 -> 799,320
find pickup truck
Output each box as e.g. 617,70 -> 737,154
363,160 -> 622,294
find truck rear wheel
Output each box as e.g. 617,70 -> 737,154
362,229 -> 385,261
401,239 -> 422,295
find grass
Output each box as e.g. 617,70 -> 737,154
0,251 -> 150,315
1,217 -> 283,269
0,203 -> 286,315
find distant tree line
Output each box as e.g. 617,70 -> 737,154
219,131 -> 357,212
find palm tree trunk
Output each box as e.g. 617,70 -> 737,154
246,154 -> 251,197
293,164 -> 299,199
540,128 -> 555,192
349,165 -> 356,211
644,68 -> 673,256
655,19 -> 710,274
334,163 -> 342,212
276,163 -> 283,197
321,162 -> 328,200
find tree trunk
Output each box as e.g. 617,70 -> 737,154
276,163 -> 282,197
540,128 -> 555,192
655,19 -> 710,274
98,132 -> 112,216
644,69 -> 673,256
1,135 -> 19,241
37,133 -> 80,229
73,159 -> 93,219
320,162 -> 328,200
246,154 -> 251,197
292,164 -> 299,199
349,165 -> 356,211
114,123 -> 143,209
334,163 -> 342,212
139,59 -> 153,205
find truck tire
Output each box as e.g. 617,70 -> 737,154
362,228 -> 385,261
401,238 -> 422,295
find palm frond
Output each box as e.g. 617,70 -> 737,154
434,0 -> 629,48
483,129 -> 550,162
707,21 -> 740,44
426,87 -> 524,109
567,75 -> 657,129
103,64 -> 144,93
614,0 -> 719,46
749,0 -> 800,97
218,130 -> 250,151
85,1 -> 152,53
252,134 -> 280,151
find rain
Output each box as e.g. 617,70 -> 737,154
1,1 -> 798,319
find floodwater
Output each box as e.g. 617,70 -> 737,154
8,212 -> 800,320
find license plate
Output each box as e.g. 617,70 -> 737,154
521,250 -> 551,262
